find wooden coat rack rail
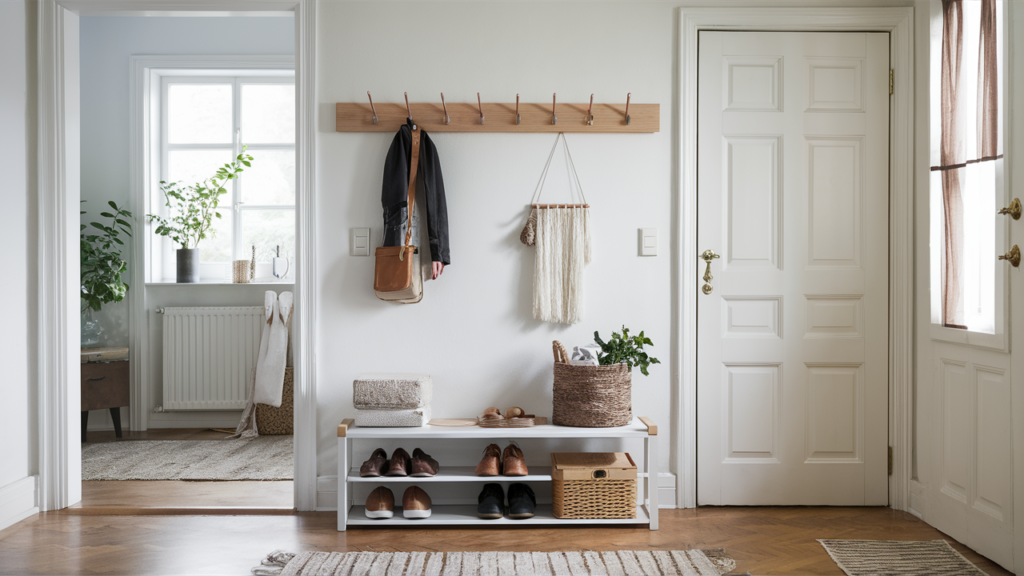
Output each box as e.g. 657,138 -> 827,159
335,98 -> 659,134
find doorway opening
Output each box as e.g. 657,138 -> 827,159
77,14 -> 297,510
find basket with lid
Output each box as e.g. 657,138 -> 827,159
551,452 -> 637,519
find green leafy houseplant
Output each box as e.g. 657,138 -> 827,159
593,326 -> 661,376
81,201 -> 133,312
147,148 -> 254,248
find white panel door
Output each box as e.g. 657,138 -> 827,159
697,32 -> 890,505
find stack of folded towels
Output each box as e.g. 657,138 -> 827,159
353,373 -> 432,427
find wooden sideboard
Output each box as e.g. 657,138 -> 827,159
81,360 -> 129,442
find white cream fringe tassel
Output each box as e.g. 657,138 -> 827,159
533,206 -> 591,325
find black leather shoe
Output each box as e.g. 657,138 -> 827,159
477,483 -> 504,519
507,483 -> 536,519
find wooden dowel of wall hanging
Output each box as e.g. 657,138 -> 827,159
336,101 -> 658,133
532,204 -> 590,209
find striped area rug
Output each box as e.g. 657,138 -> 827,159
818,539 -> 987,576
253,549 -> 736,576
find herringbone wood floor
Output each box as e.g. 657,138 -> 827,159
0,507 -> 1012,575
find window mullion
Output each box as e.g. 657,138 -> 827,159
232,77 -> 242,262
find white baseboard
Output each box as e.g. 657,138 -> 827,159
315,472 -> 678,512
144,411 -> 241,430
0,476 -> 38,531
658,472 -> 677,509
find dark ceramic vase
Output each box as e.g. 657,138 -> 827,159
176,248 -> 199,283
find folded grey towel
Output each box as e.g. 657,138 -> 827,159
353,373 -> 432,410
354,407 -> 431,427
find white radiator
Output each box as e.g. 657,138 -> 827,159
161,306 -> 264,411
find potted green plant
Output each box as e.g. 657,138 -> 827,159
593,326 -> 661,376
552,326 -> 660,428
80,200 -> 133,345
148,149 -> 253,283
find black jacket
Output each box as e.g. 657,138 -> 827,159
381,120 -> 450,265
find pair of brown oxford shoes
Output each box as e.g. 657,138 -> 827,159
474,442 -> 528,476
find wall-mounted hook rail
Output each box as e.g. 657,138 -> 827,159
625,93 -> 631,125
335,96 -> 658,133
367,91 -> 378,124
440,92 -> 450,125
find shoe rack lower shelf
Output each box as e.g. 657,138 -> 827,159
337,416 -> 659,531
346,505 -> 652,526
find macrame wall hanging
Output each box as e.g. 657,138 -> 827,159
520,133 -> 592,325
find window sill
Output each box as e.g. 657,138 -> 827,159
146,278 -> 294,287
929,323 -> 1007,352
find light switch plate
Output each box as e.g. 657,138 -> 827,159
640,228 -> 657,256
351,228 -> 371,256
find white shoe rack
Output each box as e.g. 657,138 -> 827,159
336,417 -> 659,531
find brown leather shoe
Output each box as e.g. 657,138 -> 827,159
402,486 -> 432,519
364,486 -> 394,519
384,447 -> 411,476
502,442 -> 528,476
410,448 -> 439,477
359,448 -> 390,477
475,443 -> 501,476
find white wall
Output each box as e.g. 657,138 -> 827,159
79,16 -> 294,429
0,0 -> 39,531
315,1 -> 677,492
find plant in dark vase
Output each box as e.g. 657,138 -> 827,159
80,200 -> 133,345
148,148 -> 253,283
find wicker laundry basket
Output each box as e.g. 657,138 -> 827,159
256,367 -> 293,435
551,342 -> 632,427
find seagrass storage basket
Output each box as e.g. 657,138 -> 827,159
551,452 -> 637,519
551,341 -> 632,427
256,367 -> 293,435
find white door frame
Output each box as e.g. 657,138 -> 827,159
37,0 -> 319,511
676,7 -> 914,510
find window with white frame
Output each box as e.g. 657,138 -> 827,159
929,0 -> 1004,337
156,73 -> 295,280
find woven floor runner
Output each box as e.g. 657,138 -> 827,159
253,549 -> 736,576
818,539 -> 987,576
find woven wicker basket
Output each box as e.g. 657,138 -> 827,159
551,452 -> 637,519
552,358 -> 632,427
256,367 -> 293,435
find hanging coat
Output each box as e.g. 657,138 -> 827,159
381,120 -> 451,265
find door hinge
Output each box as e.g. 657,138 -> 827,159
888,446 -> 893,475
889,69 -> 894,95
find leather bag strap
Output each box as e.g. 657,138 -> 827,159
404,129 -> 422,247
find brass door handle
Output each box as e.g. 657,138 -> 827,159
998,198 -> 1022,220
700,249 -> 720,294
999,245 -> 1021,267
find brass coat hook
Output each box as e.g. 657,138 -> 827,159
552,93 -> 558,125
1000,245 -> 1021,267
440,92 -> 450,125
625,93 -> 631,125
515,94 -> 521,125
404,92 -> 416,130
477,93 -> 485,124
587,94 -> 594,126
367,91 -> 378,124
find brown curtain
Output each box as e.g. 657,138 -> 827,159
934,0 -> 1000,329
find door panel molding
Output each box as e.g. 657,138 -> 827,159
676,7 -> 914,510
